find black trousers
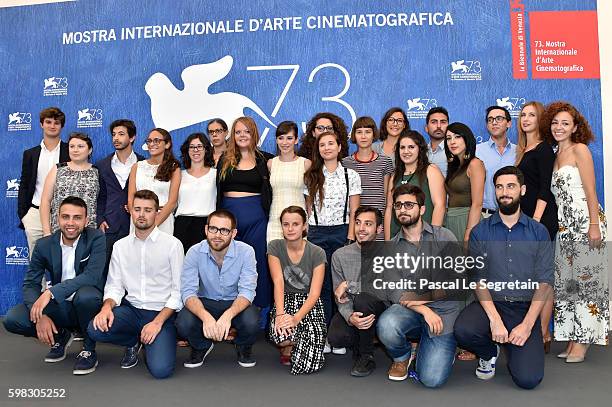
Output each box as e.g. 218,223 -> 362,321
454,301 -> 544,389
327,293 -> 387,356
173,215 -> 207,254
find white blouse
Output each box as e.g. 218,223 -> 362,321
175,168 -> 217,217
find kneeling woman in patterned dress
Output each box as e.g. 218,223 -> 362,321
268,206 -> 327,374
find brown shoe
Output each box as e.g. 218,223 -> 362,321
387,360 -> 410,381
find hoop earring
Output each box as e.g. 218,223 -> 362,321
464,152 -> 470,160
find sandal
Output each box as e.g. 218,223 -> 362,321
457,349 -> 476,361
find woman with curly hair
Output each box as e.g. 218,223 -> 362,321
297,112 -> 349,161
174,133 -> 217,253
542,101 -> 608,363
515,101 -> 558,352
372,107 -> 410,167
127,128 -> 181,234
216,117 -> 274,310
384,129 -> 445,239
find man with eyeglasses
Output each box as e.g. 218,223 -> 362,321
476,106 -> 516,218
424,107 -> 449,177
376,184 -> 462,388
175,209 -> 260,369
95,119 -> 144,269
88,189 -> 184,379
454,166 -> 552,389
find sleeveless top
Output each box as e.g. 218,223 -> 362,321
220,167 -> 262,194
267,157 -> 307,242
446,169 -> 472,208
135,160 -> 171,206
389,170 -> 433,238
50,163 -> 99,232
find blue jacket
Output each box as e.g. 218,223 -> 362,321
22,228 -> 106,308
95,152 -> 144,235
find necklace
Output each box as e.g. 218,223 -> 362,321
353,151 -> 375,163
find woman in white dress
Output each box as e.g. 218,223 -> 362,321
543,101 -> 608,363
267,121 -> 311,243
127,128 -> 181,235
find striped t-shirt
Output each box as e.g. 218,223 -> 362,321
342,153 -> 394,213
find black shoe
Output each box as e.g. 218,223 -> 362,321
350,354 -> 376,377
44,330 -> 73,363
184,343 -> 214,368
72,330 -> 85,342
73,350 -> 98,375
120,343 -> 142,369
236,345 -> 256,368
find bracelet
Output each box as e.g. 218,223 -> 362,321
590,222 -> 599,225
275,313 -> 285,317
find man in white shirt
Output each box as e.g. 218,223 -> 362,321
3,196 -> 106,375
95,119 -> 144,268
88,189 -> 184,379
17,107 -> 70,257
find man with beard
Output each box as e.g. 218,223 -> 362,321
328,206 -> 389,377
3,196 -> 106,375
476,106 -> 516,217
95,119 -> 144,267
425,107 -> 449,177
454,166 -> 553,389
88,190 -> 184,379
376,184 -> 461,388
175,209 -> 259,369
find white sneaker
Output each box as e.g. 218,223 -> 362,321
324,341 -> 331,354
332,347 -> 347,355
475,345 -> 500,380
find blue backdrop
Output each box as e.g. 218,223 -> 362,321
0,0 -> 602,314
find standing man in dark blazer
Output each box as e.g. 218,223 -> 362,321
95,119 -> 144,267
3,196 -> 107,375
18,107 -> 70,257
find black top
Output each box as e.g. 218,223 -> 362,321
517,142 -> 558,239
220,167 -> 262,194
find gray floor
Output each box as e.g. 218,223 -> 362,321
1,323 -> 610,407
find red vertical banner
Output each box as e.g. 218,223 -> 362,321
509,0 -> 528,79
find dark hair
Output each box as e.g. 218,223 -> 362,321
133,189 -> 160,210
68,132 -> 93,159
304,131 -> 343,208
493,166 -> 525,186
39,107 -> 65,127
392,184 -> 426,207
180,133 -> 214,169
425,106 -> 449,123
59,196 -> 87,214
297,112 -> 349,160
208,209 -> 237,230
350,116 -> 379,143
354,206 -> 383,227
392,130 -> 430,192
444,122 -> 477,183
148,128 -> 180,182
379,107 -> 410,141
207,118 -> 228,132
540,101 -> 595,145
276,121 -> 299,139
486,105 -> 511,122
109,119 -> 136,140
280,205 -> 308,237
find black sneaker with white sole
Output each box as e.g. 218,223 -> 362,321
184,343 -> 214,368
44,329 -> 73,363
236,345 -> 256,368
120,342 -> 143,369
73,350 -> 98,375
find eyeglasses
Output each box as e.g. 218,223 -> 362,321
188,145 -> 204,151
487,116 -> 507,124
315,125 -> 334,133
207,225 -> 232,236
393,201 -> 419,210
387,118 -> 405,125
145,138 -> 164,146
208,129 -> 226,136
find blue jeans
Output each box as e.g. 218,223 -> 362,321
3,286 -> 102,351
307,224 -> 348,326
175,298 -> 259,351
87,301 -> 177,379
377,304 -> 456,388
